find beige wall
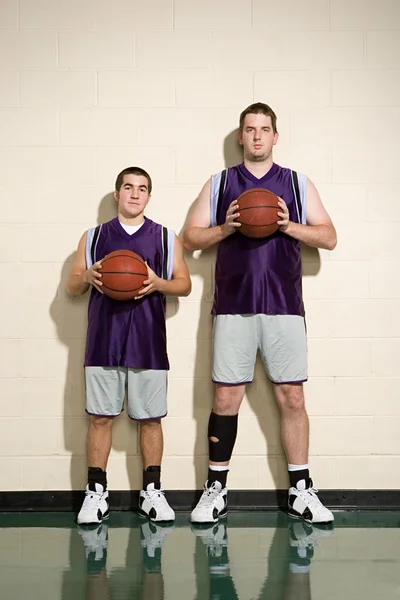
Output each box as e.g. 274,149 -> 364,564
0,0 -> 399,492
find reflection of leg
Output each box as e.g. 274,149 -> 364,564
283,572 -> 311,600
285,522 -> 314,600
140,520 -> 174,599
82,524 -> 110,600
86,569 -> 111,600
139,420 -> 175,522
191,385 -> 244,525
192,523 -> 238,600
78,416 -> 113,525
286,521 -> 334,600
141,571 -> 164,600
78,522 -> 110,600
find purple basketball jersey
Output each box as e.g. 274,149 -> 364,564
211,163 -> 306,317
84,217 -> 170,369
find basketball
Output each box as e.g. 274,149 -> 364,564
100,250 -> 148,301
237,188 -> 280,239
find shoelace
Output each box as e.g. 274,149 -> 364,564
146,489 -> 167,503
300,486 -> 323,507
200,485 -> 221,506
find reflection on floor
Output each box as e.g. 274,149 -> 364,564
0,511 -> 400,599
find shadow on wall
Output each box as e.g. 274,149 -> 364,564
49,192 -> 137,499
186,128 -> 321,494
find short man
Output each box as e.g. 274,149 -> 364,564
184,103 -> 337,525
67,166 -> 191,525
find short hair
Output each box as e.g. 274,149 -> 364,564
239,102 -> 278,133
115,166 -> 152,194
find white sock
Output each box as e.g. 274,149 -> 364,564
209,465 -> 229,472
288,464 -> 309,471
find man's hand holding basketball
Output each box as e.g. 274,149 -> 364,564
135,262 -> 160,300
83,261 -> 103,293
221,200 -> 241,237
277,198 -> 290,232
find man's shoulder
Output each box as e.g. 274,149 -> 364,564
275,163 -> 306,178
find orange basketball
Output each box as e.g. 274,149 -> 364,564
237,188 -> 280,239
100,250 -> 148,301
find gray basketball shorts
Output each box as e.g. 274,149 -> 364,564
85,367 -> 168,420
212,314 -> 308,385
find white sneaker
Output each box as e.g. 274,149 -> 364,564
77,483 -> 110,525
139,483 -> 175,522
77,523 -> 108,573
288,481 -> 334,524
190,481 -> 228,524
140,520 -> 175,558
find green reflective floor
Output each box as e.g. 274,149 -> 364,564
1,511 -> 400,599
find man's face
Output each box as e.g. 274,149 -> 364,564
238,113 -> 279,162
114,174 -> 151,217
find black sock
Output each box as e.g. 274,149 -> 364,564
288,469 -> 310,489
88,467 -> 107,491
143,466 -> 161,490
208,468 -> 228,488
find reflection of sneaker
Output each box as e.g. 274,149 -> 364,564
288,520 -> 333,573
140,520 -> 174,572
191,522 -> 227,558
77,523 -> 108,574
288,481 -> 334,524
77,483 -> 110,525
190,481 -> 228,524
140,520 -> 175,558
139,483 -> 175,522
192,522 -> 229,576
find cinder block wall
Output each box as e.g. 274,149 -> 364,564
0,0 -> 399,491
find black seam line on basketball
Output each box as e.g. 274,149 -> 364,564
241,223 -> 278,227
102,254 -> 143,260
102,285 -> 144,293
101,271 -> 147,275
238,206 -> 279,210
101,257 -> 144,265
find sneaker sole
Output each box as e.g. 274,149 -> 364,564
190,510 -> 228,525
77,510 -> 110,526
137,509 -> 175,523
288,510 -> 334,525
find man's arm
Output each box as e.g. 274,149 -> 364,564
66,231 -> 103,297
183,178 -> 240,251
278,179 -> 337,250
135,236 -> 192,299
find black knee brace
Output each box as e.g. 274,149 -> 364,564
208,411 -> 238,462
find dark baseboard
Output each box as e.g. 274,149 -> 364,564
0,489 -> 400,513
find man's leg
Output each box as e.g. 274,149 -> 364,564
78,367 -> 125,525
87,415 -> 114,472
273,383 -> 309,486
207,384 -> 246,487
140,419 -> 163,489
191,315 -> 257,524
128,369 -> 174,522
260,315 -> 333,524
190,384 -> 245,524
274,383 -> 333,523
